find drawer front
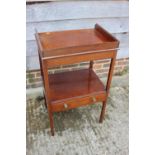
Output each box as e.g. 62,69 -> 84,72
50,93 -> 106,112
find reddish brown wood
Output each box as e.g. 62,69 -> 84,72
45,50 -> 116,68
106,54 -> 117,94
51,93 -> 106,112
89,61 -> 94,69
99,101 -> 107,123
95,24 -> 120,44
35,24 -> 119,60
35,24 -> 119,136
49,69 -> 105,101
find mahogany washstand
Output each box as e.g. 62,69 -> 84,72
35,24 -> 119,136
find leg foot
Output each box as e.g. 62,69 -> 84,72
99,101 -> 106,123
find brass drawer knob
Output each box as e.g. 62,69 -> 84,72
92,97 -> 96,102
64,103 -> 68,109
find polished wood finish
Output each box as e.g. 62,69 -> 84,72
99,101 -> 107,123
45,50 -> 116,68
49,69 -> 105,101
35,24 -> 119,136
36,24 -> 119,59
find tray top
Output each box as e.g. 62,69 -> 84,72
35,24 -> 119,59
39,29 -> 112,50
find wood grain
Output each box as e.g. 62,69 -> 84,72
49,69 -> 105,102
26,47 -> 128,70
35,24 -> 119,135
27,33 -> 128,57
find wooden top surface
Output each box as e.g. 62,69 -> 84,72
39,29 -> 112,50
35,24 -> 119,59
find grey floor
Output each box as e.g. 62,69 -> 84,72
26,73 -> 129,155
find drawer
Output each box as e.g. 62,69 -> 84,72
50,93 -> 106,112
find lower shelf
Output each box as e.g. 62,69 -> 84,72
47,69 -> 106,110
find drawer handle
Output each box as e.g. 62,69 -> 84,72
64,103 -> 68,109
92,97 -> 96,102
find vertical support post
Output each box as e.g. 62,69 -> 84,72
99,101 -> 106,123
106,54 -> 116,94
88,61 -> 94,91
42,61 -> 54,136
35,30 -> 54,136
38,50 -> 47,107
89,60 -> 94,69
99,52 -> 117,123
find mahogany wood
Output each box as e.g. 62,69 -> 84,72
45,50 -> 116,68
99,101 -> 107,123
35,24 -> 119,136
89,61 -> 94,69
48,69 -> 105,101
51,93 -> 106,112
